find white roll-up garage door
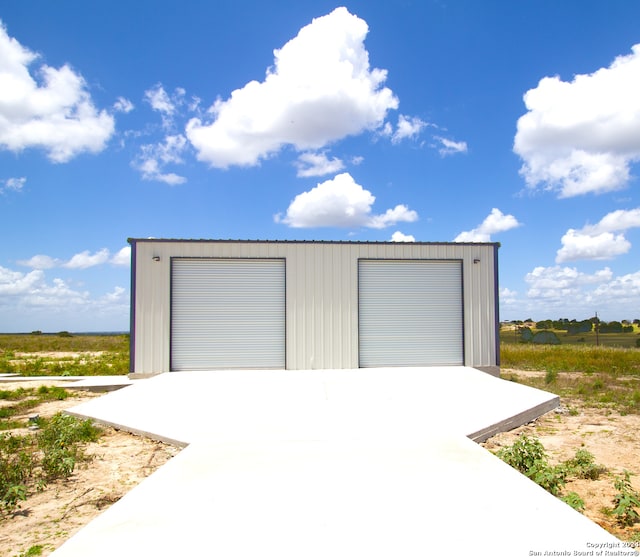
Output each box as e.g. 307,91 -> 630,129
359,260 -> 463,367
171,258 -> 285,370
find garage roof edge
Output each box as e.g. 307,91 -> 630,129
127,238 -> 501,248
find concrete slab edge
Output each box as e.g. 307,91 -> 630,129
467,395 -> 560,442
0,375 -> 133,392
0,375 -> 81,382
64,383 -> 130,393
64,409 -> 189,448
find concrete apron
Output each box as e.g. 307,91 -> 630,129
54,367 -> 622,556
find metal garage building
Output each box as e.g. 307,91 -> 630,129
128,239 -> 500,375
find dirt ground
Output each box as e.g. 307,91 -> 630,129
483,369 -> 640,548
1,372 -> 639,556
0,381 -> 180,557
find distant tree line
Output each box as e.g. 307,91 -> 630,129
505,317 -> 639,335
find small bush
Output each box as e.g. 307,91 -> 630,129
564,449 -> 606,480
1,385 -> 103,513
561,491 -> 586,513
37,414 -> 101,480
495,435 -> 566,495
496,439 -> 608,503
20,546 -> 44,557
529,463 -> 567,495
611,470 -> 640,527
496,435 -> 546,473
520,327 -> 533,342
0,433 -> 34,513
532,330 -> 561,345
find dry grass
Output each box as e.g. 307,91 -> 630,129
501,344 -> 640,414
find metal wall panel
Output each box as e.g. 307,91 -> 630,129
359,260 -> 463,366
171,259 -> 285,370
129,240 -> 498,373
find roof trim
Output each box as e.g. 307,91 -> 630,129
127,238 -> 501,248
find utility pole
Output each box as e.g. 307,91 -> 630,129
595,311 -> 599,347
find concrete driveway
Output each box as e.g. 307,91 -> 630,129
52,367 -> 622,556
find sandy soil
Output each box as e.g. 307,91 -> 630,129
1,371 -> 639,556
0,382 -> 180,557
483,370 -> 640,548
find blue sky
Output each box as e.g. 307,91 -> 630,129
1,0 -> 640,332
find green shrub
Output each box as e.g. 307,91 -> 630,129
561,491 -> 586,513
528,463 -> 567,495
532,330 -> 561,345
612,470 -> 640,526
495,435 -> 566,495
564,449 -> 606,480
496,435 -> 546,473
495,439 -> 608,503
520,327 -> 533,342
19,546 -> 44,557
1,386 -> 103,513
37,414 -> 101,480
0,433 -> 34,513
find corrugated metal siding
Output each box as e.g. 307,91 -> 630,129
171,259 -> 285,370
358,260 -> 463,366
130,240 -> 498,373
285,244 -> 358,369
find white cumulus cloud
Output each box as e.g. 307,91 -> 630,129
133,134 -> 188,185
17,254 -> 60,270
63,248 -> 111,269
275,172 -> 417,229
514,43 -> 640,197
18,247 -> 131,269
0,266 -> 44,295
391,231 -> 415,242
295,152 -> 345,177
391,114 -> 428,144
454,208 -> 521,242
556,230 -> 630,262
110,246 -> 131,266
186,7 -> 398,168
0,263 -> 129,331
582,207 -> 640,235
368,205 -> 418,230
113,97 -> 134,113
0,21 -> 115,162
525,265 -> 613,300
556,208 -> 640,262
1,176 -> 26,194
144,84 -> 189,132
592,270 -> 640,301
436,136 -> 468,156
145,84 -> 178,115
504,265 -> 640,321
102,286 -> 126,302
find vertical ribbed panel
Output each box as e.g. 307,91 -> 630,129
359,260 -> 463,367
131,241 -> 498,373
171,259 -> 285,370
